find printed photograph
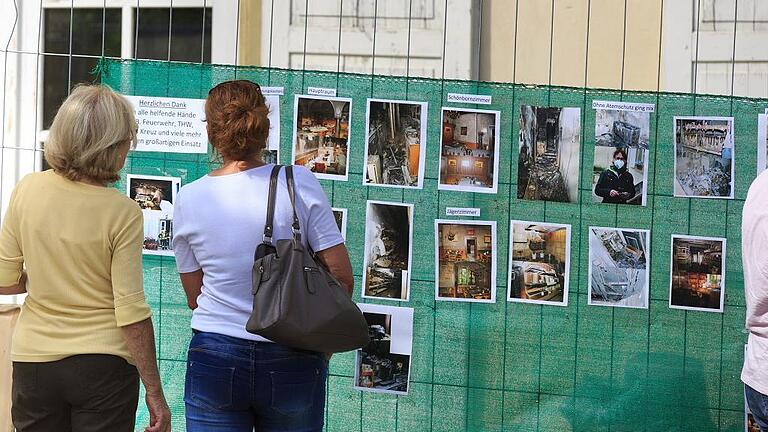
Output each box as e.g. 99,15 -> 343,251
438,108 -> 501,194
593,107 -> 650,206
331,207 -> 347,240
354,303 -> 414,395
588,227 -> 650,309
365,99 -> 428,189
126,174 -> 180,256
292,95 -> 352,181
518,106 -> 581,203
508,221 -> 571,306
758,114 -> 767,173
670,235 -> 726,313
262,149 -> 279,165
674,116 -> 734,199
362,201 -> 413,301
265,94 -> 280,154
434,220 -> 497,303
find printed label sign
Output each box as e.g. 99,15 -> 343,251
447,93 -> 493,105
127,95 -> 207,154
307,87 -> 337,97
261,86 -> 284,96
592,100 -> 655,113
446,207 -> 481,217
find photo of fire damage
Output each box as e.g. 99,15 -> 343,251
365,99 -> 427,188
592,108 -> 650,206
363,201 -> 413,301
262,149 -> 278,165
126,174 -> 180,256
292,95 -> 351,181
670,235 -> 726,313
354,305 -> 414,395
518,106 -> 581,203
758,114 -> 767,173
331,208 -> 347,240
674,116 -> 734,199
438,108 -> 500,194
588,227 -> 650,309
435,220 -> 496,303
508,221 -> 571,306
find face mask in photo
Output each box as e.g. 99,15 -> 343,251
614,159 -> 625,170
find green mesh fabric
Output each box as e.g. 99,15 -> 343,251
103,58 -> 760,432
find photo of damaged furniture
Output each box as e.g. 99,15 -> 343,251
518,106 -> 581,203
356,312 -> 410,394
439,109 -> 497,190
364,202 -> 412,300
366,101 -> 423,187
589,228 -> 649,308
436,223 -> 494,301
595,110 -> 649,149
674,117 -> 733,198
508,223 -> 569,305
670,236 -> 725,312
294,96 -> 350,178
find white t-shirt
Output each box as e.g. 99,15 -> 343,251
742,170 -> 768,395
171,164 -> 344,342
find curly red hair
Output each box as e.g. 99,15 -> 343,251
205,80 -> 270,161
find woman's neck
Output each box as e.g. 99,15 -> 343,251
211,157 -> 265,176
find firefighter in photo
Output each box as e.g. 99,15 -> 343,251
595,148 -> 636,204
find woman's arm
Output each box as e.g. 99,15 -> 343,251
316,243 -> 354,296
179,269 -> 204,310
0,271 -> 26,295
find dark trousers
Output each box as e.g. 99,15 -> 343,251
746,384 -> 768,431
185,331 -> 328,432
12,354 -> 140,432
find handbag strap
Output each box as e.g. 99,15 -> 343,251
284,166 -> 302,236
262,164 -> 283,244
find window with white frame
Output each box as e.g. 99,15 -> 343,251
41,5 -> 212,131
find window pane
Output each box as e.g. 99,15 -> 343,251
134,8 -> 212,62
44,8 -> 121,56
42,56 -> 101,129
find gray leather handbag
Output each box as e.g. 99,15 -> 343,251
245,165 -> 369,353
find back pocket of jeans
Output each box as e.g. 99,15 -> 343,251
269,368 -> 320,415
187,360 -> 235,411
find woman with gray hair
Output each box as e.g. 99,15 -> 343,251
0,85 -> 170,432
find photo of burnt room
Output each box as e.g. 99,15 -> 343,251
595,109 -> 650,149
128,176 -> 176,210
354,305 -> 414,395
292,95 -> 351,181
126,174 -> 180,257
674,116 -> 734,199
332,208 -> 347,239
518,106 -> 581,203
363,201 -> 413,301
365,99 -> 427,188
435,220 -> 496,303
508,221 -> 570,306
670,235 -> 726,313
588,227 -> 650,309
262,149 -> 279,165
438,108 -> 500,194
758,114 -> 768,173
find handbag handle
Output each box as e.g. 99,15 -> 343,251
262,165 -> 282,244
285,166 -> 302,237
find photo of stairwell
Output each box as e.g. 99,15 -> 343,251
517,106 -> 581,203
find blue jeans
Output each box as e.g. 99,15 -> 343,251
746,384 -> 768,431
184,331 -> 328,432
